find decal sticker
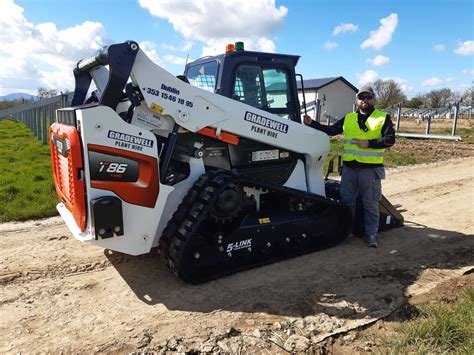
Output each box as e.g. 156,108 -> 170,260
226,238 -> 252,253
135,106 -> 163,129
107,130 -> 154,152
143,86 -> 193,108
150,102 -> 164,114
252,150 -> 279,162
160,84 -> 180,96
89,151 -> 139,182
244,111 -> 288,134
258,218 -> 271,224
205,146 -> 226,157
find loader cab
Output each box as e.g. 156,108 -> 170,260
184,42 -> 302,122
176,43 -> 305,186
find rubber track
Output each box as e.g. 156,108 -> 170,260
160,170 -> 352,283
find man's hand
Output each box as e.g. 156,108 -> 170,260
303,114 -> 313,125
352,139 -> 369,148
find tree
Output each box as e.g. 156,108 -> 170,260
424,88 -> 451,108
372,79 -> 406,108
37,87 -> 58,99
0,98 -> 28,110
404,95 -> 424,108
460,86 -> 473,106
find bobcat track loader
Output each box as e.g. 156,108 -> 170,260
50,41 -> 403,283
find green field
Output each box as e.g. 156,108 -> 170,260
0,117 -> 472,222
0,118 -> 57,222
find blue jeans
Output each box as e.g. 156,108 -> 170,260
340,166 -> 384,238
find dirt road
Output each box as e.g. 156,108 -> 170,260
1,158 -> 473,353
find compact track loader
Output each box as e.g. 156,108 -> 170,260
50,40 -> 403,283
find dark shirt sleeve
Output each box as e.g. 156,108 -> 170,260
368,114 -> 396,149
308,117 -> 344,136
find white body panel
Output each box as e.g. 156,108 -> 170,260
58,106 -> 207,255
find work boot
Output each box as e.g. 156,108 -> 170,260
366,235 -> 378,248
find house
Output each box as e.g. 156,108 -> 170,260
297,77 -> 358,123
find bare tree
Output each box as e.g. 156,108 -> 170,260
424,88 -> 451,108
372,79 -> 406,108
460,85 -> 473,106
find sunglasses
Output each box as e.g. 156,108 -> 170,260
357,94 -> 373,100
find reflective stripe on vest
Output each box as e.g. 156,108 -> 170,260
342,110 -> 387,164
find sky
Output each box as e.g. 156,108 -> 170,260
0,0 -> 473,98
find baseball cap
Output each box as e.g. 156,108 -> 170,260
357,85 -> 375,96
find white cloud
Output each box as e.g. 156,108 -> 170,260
332,23 -> 358,36
462,69 -> 474,76
361,13 -> 398,50
366,55 -> 390,66
0,0 -> 107,94
445,77 -> 455,82
356,70 -> 379,85
163,54 -> 189,65
201,36 -> 277,56
422,77 -> 444,86
433,44 -> 445,52
139,0 -> 287,55
139,41 -> 165,67
161,42 -> 193,52
324,41 -> 338,50
454,40 -> 474,56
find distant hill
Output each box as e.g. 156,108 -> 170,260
0,93 -> 38,101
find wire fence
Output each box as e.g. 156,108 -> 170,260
0,94 -> 72,144
304,99 -> 472,141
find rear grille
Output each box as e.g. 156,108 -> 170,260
50,123 -> 86,230
56,108 -> 77,126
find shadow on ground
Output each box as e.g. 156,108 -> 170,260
105,222 -> 473,320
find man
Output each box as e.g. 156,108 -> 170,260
303,85 -> 395,248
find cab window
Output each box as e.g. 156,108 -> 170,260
232,65 -> 294,120
186,61 -> 218,92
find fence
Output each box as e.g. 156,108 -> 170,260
0,94 -> 72,144
304,99 -> 472,141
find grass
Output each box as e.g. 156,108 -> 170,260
0,118 -> 58,222
380,288 -> 474,354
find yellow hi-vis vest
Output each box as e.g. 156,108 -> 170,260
342,110 -> 387,164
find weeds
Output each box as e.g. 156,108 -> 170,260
381,288 -> 474,354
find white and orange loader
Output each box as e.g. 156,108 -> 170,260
50,40 -> 403,283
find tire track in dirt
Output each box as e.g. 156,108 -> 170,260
0,250 -> 142,286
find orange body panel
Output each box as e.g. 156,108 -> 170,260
88,144 -> 159,208
196,127 -> 240,145
50,123 -> 87,231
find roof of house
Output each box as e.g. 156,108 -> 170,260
297,76 -> 358,92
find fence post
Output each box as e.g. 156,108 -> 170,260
396,102 -> 401,131
425,115 -> 431,134
451,102 -> 459,136
35,107 -> 40,140
42,106 -> 47,144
